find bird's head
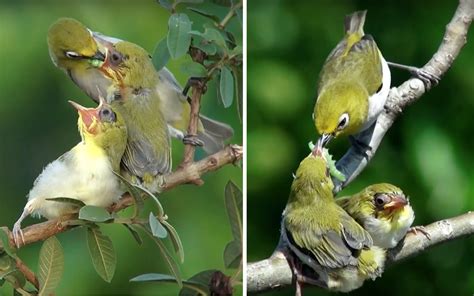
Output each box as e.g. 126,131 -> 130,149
47,18 -> 106,70
314,82 -> 368,147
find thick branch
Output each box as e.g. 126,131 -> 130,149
181,85 -> 204,169
1,145 -> 242,249
333,0 -> 474,192
247,212 -> 474,293
15,257 -> 39,290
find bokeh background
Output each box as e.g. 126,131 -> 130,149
248,0 -> 474,295
0,0 -> 242,295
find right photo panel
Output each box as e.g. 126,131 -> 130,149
247,1 -> 474,295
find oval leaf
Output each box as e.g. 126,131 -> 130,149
38,236 -> 64,296
180,61 -> 208,77
179,269 -> 217,296
130,273 -> 207,296
87,227 -> 116,283
219,66 -> 234,108
187,7 -> 220,22
231,66 -> 242,122
225,181 -> 242,243
122,224 -> 143,245
223,240 -> 241,269
0,228 -> 16,258
45,197 -> 86,207
167,13 -> 192,59
161,220 -> 184,263
79,206 -> 113,223
149,213 -> 168,239
113,172 -> 144,218
153,37 -> 170,71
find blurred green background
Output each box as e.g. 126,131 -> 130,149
0,0 -> 242,295
248,0 -> 474,295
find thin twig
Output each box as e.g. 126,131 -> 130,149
1,145 -> 242,249
219,1 -> 243,29
15,257 -> 39,290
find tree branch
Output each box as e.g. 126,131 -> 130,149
333,0 -> 474,192
247,212 -> 474,293
0,144 -> 242,249
15,257 -> 39,290
248,0 -> 474,293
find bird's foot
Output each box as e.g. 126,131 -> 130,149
287,250 -> 327,296
349,135 -> 372,159
183,134 -> 204,147
386,61 -> 440,90
409,225 -> 431,240
182,77 -> 207,97
12,222 -> 25,248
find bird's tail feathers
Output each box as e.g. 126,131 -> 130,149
345,10 -> 367,35
197,115 -> 234,155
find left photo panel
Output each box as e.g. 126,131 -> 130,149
0,1 -> 243,295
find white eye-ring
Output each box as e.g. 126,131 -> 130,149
337,113 -> 349,130
65,51 -> 81,59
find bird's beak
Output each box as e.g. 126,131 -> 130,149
317,134 -> 333,149
384,194 -> 408,210
91,50 -> 105,62
69,100 -> 99,131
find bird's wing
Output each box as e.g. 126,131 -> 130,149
286,218 -> 357,269
339,207 -> 373,250
121,132 -> 171,178
319,34 -> 382,96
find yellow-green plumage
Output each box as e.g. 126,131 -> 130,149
283,153 -> 385,292
12,101 -> 127,247
47,18 -> 109,101
314,10 -> 390,140
337,183 -> 415,249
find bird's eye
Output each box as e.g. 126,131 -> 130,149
337,113 -> 349,130
109,51 -> 123,65
99,107 -> 116,123
374,193 -> 387,208
65,51 -> 81,59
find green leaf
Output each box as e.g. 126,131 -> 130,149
201,27 -> 227,49
139,225 -> 182,287
45,197 -> 86,207
122,224 -> 143,245
130,273 -> 208,296
223,240 -> 241,269
219,66 -> 234,108
179,270 -> 217,296
37,236 -> 64,296
161,220 -> 184,263
0,278 -> 4,286
187,7 -> 220,22
4,270 -> 26,290
152,37 -> 171,71
167,13 -> 193,59
0,228 -> 16,258
86,227 -> 116,283
113,172 -> 144,218
225,181 -> 242,243
0,254 -> 15,275
79,206 -> 113,223
230,66 -> 242,122
149,213 -> 168,239
230,45 -> 242,56
134,186 -> 164,218
180,61 -> 208,77
192,37 -> 217,56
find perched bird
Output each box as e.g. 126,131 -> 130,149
314,10 -> 390,147
12,99 -> 127,247
94,41 -> 173,191
336,183 -> 414,249
47,18 -> 109,101
47,18 -> 233,154
282,150 -> 385,293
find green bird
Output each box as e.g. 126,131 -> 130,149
337,183 -> 429,249
283,150 -> 385,293
95,41 -> 173,192
47,18 -> 233,155
12,99 -> 127,247
314,10 -> 390,147
47,18 -> 108,101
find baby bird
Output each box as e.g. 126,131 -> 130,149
12,99 -> 127,247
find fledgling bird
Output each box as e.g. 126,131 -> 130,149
12,99 -> 127,247
282,150 -> 386,293
336,183 -> 415,249
314,10 -> 391,148
47,18 -> 233,155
